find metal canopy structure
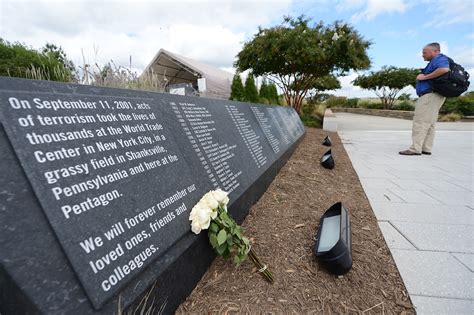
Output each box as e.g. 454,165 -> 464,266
143,48 -> 234,100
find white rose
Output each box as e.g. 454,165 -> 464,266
210,208 -> 218,219
196,205 -> 212,225
189,204 -> 201,221
189,202 -> 213,232
212,189 -> 229,206
191,220 -> 202,234
200,192 -> 219,210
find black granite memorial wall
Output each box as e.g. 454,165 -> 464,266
0,77 -> 305,314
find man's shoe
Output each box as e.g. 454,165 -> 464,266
422,151 -> 432,155
399,149 -> 421,156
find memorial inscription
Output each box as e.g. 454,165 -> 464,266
0,77 -> 305,313
0,93 -> 205,307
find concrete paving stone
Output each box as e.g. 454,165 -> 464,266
389,164 -> 452,174
452,253 -> 474,272
349,164 -> 373,174
432,164 -> 472,174
390,249 -> 473,299
369,202 -> 473,225
410,295 -> 473,315
392,222 -> 473,253
422,179 -> 471,192
378,222 -> 416,250
385,162 -> 429,170
338,115 -> 473,308
388,189 -> 443,204
366,165 -> 396,172
387,169 -> 455,180
364,189 -> 405,203
423,190 -> 474,207
389,179 -> 432,190
446,173 -> 474,182
359,178 -> 401,190
356,169 -> 399,178
449,180 -> 474,192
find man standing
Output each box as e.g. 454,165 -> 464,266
399,43 -> 449,156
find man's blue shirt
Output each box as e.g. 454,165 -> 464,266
416,54 -> 449,96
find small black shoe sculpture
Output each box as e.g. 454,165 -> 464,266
320,149 -> 335,169
322,135 -> 332,146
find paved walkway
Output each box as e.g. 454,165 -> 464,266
326,113 -> 473,314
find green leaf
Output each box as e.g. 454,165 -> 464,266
210,222 -> 219,233
217,229 -> 227,246
222,247 -> 231,259
233,226 -> 242,238
226,234 -> 233,247
220,215 -> 230,227
237,251 -> 248,264
216,243 -> 227,256
234,255 -> 241,266
209,233 -> 218,248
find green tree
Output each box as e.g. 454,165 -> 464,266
353,66 -> 418,109
235,15 -> 371,115
258,79 -> 280,104
42,43 -> 76,76
230,74 -> 245,101
244,74 -> 259,103
307,75 -> 341,105
259,78 -> 270,102
0,39 -> 75,82
267,83 -> 279,104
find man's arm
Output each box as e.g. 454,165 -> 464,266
416,67 -> 449,80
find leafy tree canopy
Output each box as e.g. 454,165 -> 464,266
0,39 -> 75,82
353,66 -> 418,109
235,15 -> 371,114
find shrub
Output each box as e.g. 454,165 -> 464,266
300,103 -> 325,128
398,93 -> 411,101
393,101 -> 415,111
439,113 -> 462,122
0,39 -> 75,82
307,93 -> 332,105
346,98 -> 359,108
324,96 -> 347,108
439,94 -> 474,116
357,100 -> 384,109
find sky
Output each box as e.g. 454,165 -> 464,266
1,0 -> 473,97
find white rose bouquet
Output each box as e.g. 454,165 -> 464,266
189,189 -> 274,283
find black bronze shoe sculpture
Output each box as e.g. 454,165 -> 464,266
320,149 -> 335,169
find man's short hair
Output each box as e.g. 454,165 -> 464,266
425,42 -> 441,52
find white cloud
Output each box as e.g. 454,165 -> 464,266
451,46 -> 474,69
166,24 -> 245,68
336,0 -> 366,11
439,41 -> 449,55
331,72 -> 374,98
0,0 -> 292,72
384,29 -> 417,38
423,0 -> 474,27
349,0 -> 407,22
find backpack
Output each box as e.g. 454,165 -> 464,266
432,57 -> 470,97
